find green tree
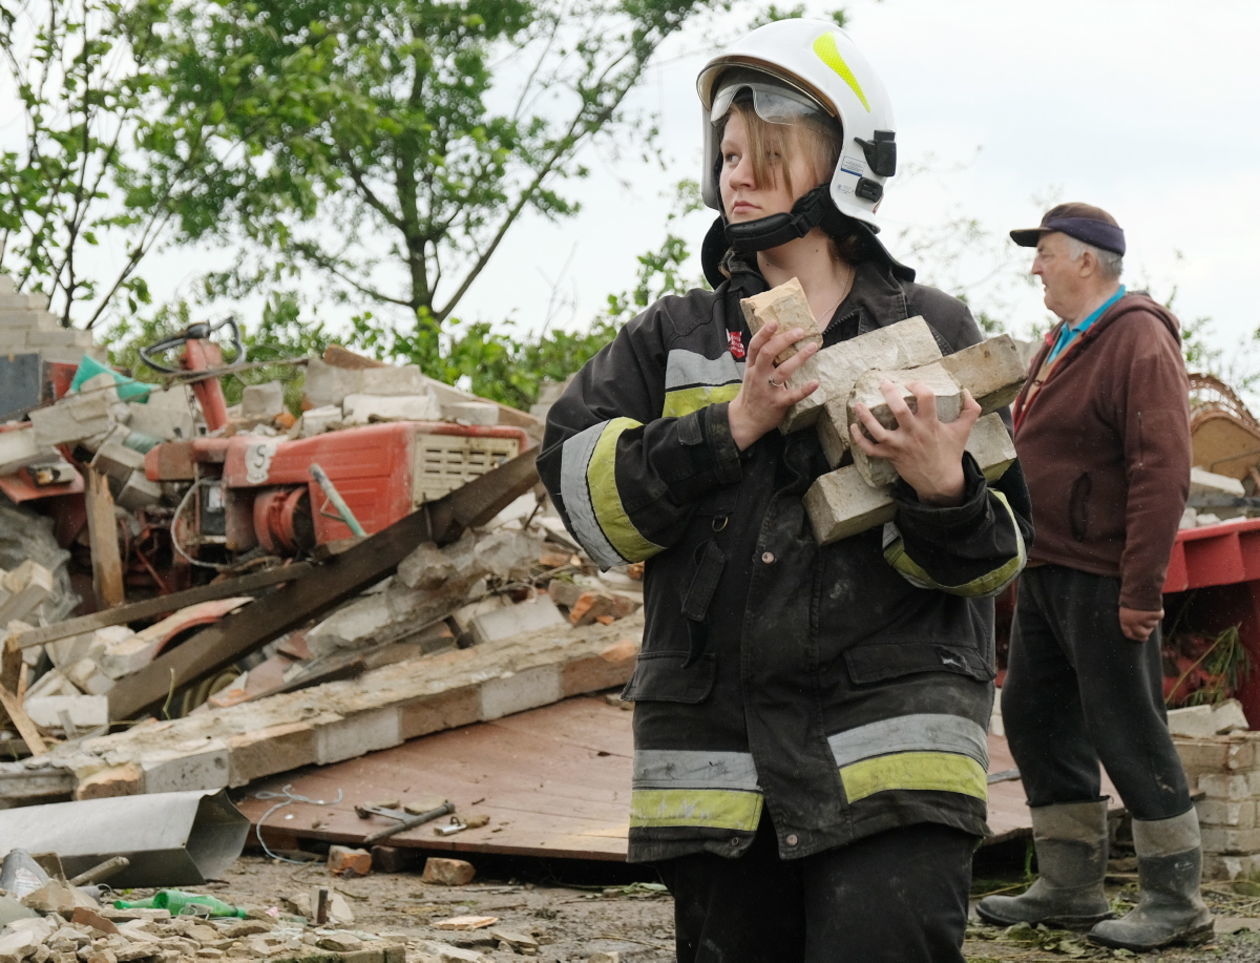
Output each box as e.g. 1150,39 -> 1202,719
133,0 -> 740,370
0,0 -> 177,328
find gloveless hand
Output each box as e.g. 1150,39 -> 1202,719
1119,606 -> 1163,642
849,380 -> 981,506
728,321 -> 820,450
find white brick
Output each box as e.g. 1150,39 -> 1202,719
480,665 -> 562,720
1200,826 -> 1260,854
848,362 -> 963,487
1198,798 -> 1258,829
1200,772 -> 1254,800
22,694 -> 109,730
441,402 -> 500,426
315,707 -> 402,764
29,388 -> 115,446
0,560 -> 54,624
241,381 -> 285,418
140,740 -> 230,793
342,392 -> 441,425
468,597 -> 567,646
0,426 -> 52,475
64,657 -> 115,695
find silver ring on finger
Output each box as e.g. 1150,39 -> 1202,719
768,377 -> 786,388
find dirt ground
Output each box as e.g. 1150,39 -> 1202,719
155,843 -> 1260,962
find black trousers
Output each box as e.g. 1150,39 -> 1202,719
1002,565 -> 1191,818
654,816 -> 975,962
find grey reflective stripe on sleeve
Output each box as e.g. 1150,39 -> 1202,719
558,420 -> 626,569
664,348 -> 743,392
828,713 -> 990,770
633,748 -> 760,789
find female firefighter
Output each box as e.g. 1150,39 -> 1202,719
537,18 -> 1032,962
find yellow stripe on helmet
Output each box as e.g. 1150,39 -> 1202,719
812,32 -> 871,112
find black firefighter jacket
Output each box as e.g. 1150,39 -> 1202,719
537,257 -> 1033,864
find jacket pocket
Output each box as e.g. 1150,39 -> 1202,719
621,649 -> 717,704
1069,472 -> 1092,542
844,641 -> 994,686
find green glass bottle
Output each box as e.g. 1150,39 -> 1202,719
114,889 -> 246,918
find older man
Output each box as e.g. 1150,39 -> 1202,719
976,203 -> 1212,950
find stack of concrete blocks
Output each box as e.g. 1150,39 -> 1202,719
26,371 -> 166,509
1182,466 -> 1250,528
300,358 -> 494,436
0,274 -> 104,365
739,279 -> 1027,544
1169,700 -> 1260,879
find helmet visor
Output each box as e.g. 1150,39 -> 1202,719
709,79 -> 825,127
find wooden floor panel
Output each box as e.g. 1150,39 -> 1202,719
233,695 -> 1118,862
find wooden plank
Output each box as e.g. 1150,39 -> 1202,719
84,468 -> 125,610
13,563 -> 316,651
107,448 -> 539,722
233,696 -> 1121,862
0,685 -> 47,756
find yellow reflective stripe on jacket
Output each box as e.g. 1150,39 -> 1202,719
883,490 -> 1026,597
840,751 -> 988,803
662,383 -> 740,419
629,788 -> 763,831
631,747 -> 762,831
830,713 -> 989,804
558,418 -> 664,568
662,348 -> 742,419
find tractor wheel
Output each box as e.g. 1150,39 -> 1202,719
0,497 -> 78,624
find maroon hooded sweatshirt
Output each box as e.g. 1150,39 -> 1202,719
1012,292 -> 1190,612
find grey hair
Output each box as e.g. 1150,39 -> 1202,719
1064,236 -> 1123,280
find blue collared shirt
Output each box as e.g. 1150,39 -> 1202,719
1046,285 -> 1126,363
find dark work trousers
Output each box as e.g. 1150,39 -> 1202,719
654,815 -> 975,962
1002,564 -> 1191,819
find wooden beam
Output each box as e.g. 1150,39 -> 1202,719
13,562 -> 316,651
106,448 -> 539,722
84,468 -> 125,609
0,685 -> 47,756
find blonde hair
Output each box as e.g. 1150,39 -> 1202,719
722,99 -> 841,198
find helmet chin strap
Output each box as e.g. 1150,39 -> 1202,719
724,185 -> 831,252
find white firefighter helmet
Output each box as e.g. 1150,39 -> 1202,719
696,18 -> 897,231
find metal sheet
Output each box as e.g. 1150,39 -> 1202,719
0,789 -> 248,886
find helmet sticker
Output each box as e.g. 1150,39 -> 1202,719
841,154 -> 866,177
811,33 -> 871,112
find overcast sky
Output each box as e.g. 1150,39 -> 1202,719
463,0 -> 1260,375
3,0 -> 1256,378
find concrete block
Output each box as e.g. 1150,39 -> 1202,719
114,470 -> 163,510
28,388 -> 115,446
48,623 -> 126,669
1175,737 -> 1255,777
936,334 -> 1028,413
22,693 -> 109,730
23,667 -> 80,698
74,762 -> 145,799
421,857 -> 476,886
304,358 -> 429,408
1197,798 -> 1258,829
240,381 -> 285,419
342,392 -> 441,425
64,657 -> 115,695
399,686 -> 482,740
1199,772 -> 1253,801
315,707 -> 402,764
0,560 -> 54,624
0,426 -> 53,474
1191,467 -> 1247,498
783,315 -> 943,432
739,276 -> 823,364
1170,700 -> 1251,737
479,664 -> 562,720
91,435 -> 147,482
298,404 -> 343,437
468,597 -> 568,647
359,364 -> 429,397
328,845 -> 373,878
139,739 -> 230,793
1200,826 -> 1260,854
24,326 -> 93,349
97,628 -> 158,679
561,639 -> 640,697
0,291 -> 49,311
126,384 -> 197,442
804,413 -> 1016,544
848,362 -> 963,486
1203,853 -> 1260,880
440,401 -> 500,426
227,721 -> 317,786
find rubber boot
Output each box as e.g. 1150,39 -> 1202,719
1088,808 -> 1214,951
976,799 -> 1112,929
